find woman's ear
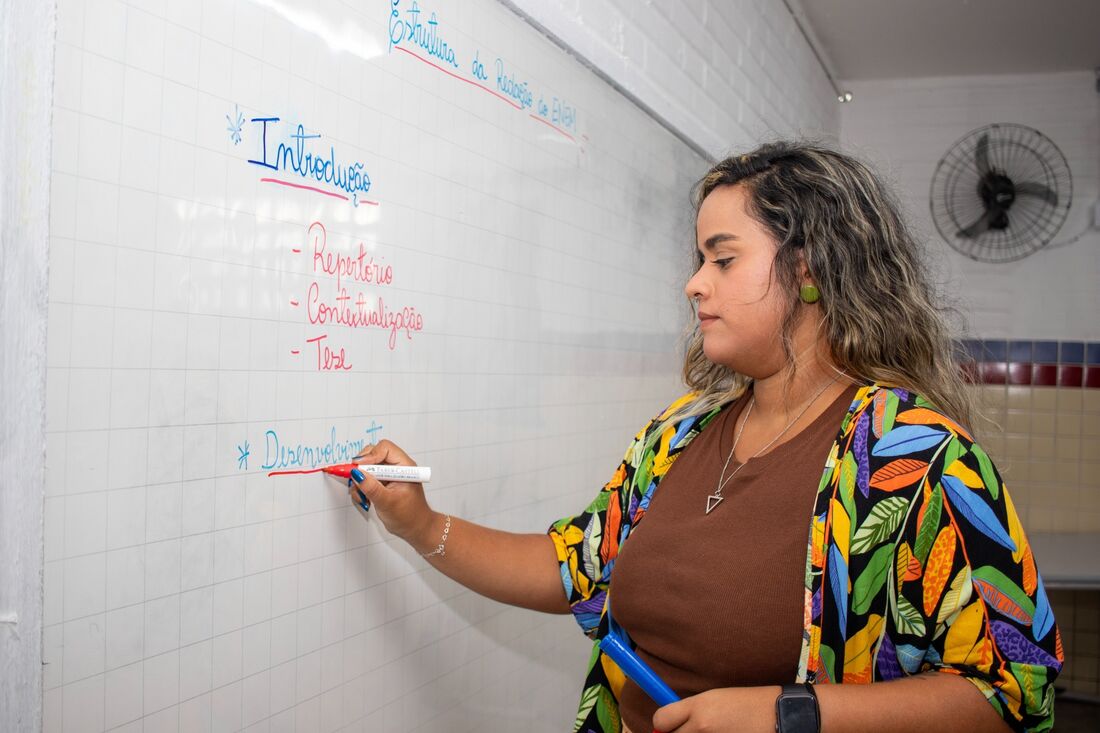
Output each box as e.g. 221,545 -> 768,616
795,250 -> 821,304
797,250 -> 812,281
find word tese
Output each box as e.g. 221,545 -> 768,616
305,333 -> 351,371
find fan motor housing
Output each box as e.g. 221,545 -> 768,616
980,173 -> 1016,230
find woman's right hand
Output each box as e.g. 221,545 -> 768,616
351,440 -> 436,545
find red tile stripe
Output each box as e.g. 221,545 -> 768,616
960,340 -> 1100,388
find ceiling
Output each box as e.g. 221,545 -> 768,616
796,0 -> 1100,82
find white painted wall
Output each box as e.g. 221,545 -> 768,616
0,0 -> 55,730
507,0 -> 841,158
840,71 -> 1100,340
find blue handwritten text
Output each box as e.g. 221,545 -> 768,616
389,0 -> 459,68
260,422 -> 384,471
248,117 -> 373,205
495,58 -> 533,110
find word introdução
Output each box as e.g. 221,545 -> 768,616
248,118 -> 373,205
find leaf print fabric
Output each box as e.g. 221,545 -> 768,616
808,386 -> 1060,731
548,385 -> 1060,733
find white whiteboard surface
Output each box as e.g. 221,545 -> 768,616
43,0 -> 707,731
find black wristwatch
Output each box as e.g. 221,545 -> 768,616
775,683 -> 820,733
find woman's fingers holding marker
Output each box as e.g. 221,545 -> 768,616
349,465 -> 387,498
348,467 -> 389,513
347,450 -> 432,542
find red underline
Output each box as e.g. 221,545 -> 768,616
528,113 -> 576,142
260,177 -> 348,200
259,177 -> 380,206
268,467 -> 326,476
394,45 -> 522,110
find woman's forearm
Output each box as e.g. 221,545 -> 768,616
351,440 -> 571,615
408,511 -> 571,615
656,671 -> 1013,733
816,671 -> 1010,733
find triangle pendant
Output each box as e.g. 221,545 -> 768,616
705,494 -> 724,515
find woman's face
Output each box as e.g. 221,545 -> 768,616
685,184 -> 790,377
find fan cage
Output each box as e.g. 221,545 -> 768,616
930,123 -> 1072,263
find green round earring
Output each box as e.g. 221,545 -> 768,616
799,283 -> 821,304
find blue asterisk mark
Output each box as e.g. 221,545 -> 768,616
237,440 -> 250,470
226,104 -> 245,145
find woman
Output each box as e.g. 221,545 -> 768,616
351,142 -> 1061,733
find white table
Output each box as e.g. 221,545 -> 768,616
1030,532 -> 1100,589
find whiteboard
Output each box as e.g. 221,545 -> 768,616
43,0 -> 708,730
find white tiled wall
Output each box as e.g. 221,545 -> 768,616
26,2 -> 838,731
39,1 -> 850,731
508,0 -> 841,156
840,71 -> 1100,341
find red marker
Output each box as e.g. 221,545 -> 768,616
322,463 -> 431,483
325,464 -> 431,512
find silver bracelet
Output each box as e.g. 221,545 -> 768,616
421,515 -> 451,558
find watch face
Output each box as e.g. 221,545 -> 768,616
777,695 -> 819,733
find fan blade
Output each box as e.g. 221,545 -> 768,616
974,133 -> 991,176
1015,181 -> 1058,206
958,211 -> 992,239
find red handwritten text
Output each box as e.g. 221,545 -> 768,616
310,221 -> 393,291
306,334 -> 353,371
306,283 -> 424,350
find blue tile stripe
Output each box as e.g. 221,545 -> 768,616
956,338 -> 1100,388
1033,341 -> 1058,363
981,340 -> 1008,361
1008,340 -> 1032,362
957,339 -> 1098,365
1061,342 -> 1085,364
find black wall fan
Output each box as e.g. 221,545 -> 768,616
930,123 -> 1072,263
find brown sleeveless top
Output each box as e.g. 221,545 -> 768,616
611,386 -> 857,733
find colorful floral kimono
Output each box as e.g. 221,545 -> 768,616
548,384 -> 1061,733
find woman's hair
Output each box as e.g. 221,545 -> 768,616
666,140 -> 974,436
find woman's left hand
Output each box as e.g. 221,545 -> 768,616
653,685 -> 780,733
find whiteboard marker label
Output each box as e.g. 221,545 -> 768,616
355,464 -> 431,483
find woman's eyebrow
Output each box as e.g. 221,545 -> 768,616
701,233 -> 740,251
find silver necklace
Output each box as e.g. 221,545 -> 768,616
705,377 -> 839,515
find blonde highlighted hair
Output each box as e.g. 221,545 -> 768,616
666,141 -> 974,435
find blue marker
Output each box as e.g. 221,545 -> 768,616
599,632 -> 680,707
